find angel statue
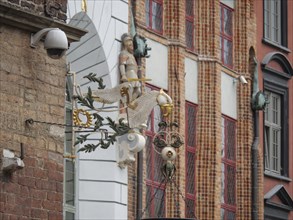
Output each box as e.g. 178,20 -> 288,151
119,33 -> 141,103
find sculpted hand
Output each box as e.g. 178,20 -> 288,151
121,75 -> 128,82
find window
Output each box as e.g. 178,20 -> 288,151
145,0 -> 163,33
64,75 -> 75,219
220,4 -> 233,68
186,0 -> 194,50
264,91 -> 282,174
262,52 -> 292,179
264,0 -> 287,47
221,116 -> 236,220
263,85 -> 288,177
145,85 -> 165,218
185,102 -> 197,218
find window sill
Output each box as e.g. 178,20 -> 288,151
264,170 -> 292,182
262,38 -> 291,53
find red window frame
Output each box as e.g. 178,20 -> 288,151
145,0 -> 163,34
221,115 -> 236,220
220,4 -> 233,68
185,101 -> 197,217
185,0 -> 195,50
145,84 -> 166,218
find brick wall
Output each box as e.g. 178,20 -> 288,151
131,0 -> 258,219
0,24 -> 66,219
1,0 -> 67,21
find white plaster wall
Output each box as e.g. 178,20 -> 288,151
185,58 -> 198,104
221,72 -> 237,119
145,39 -> 168,90
67,1 -> 129,219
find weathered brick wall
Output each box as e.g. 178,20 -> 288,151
1,0 -> 67,22
0,23 -> 66,219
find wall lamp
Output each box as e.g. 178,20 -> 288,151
30,28 -> 68,59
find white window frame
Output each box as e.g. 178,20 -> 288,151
264,91 -> 282,174
264,0 -> 281,44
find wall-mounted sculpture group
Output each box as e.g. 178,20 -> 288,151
72,33 -> 173,168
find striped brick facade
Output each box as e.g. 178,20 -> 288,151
129,0 -> 260,219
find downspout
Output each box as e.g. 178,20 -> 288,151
251,110 -> 259,220
251,57 -> 267,220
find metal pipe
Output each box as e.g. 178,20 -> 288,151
252,106 -> 259,220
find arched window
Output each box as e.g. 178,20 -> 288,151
262,52 -> 293,179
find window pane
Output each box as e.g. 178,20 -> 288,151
186,20 -> 194,49
226,210 -> 236,220
187,105 -> 196,147
227,165 -> 236,205
146,136 -> 152,179
223,7 -> 232,36
154,105 -> 162,133
65,108 -> 73,154
223,38 -> 233,66
226,119 -> 236,160
154,187 -> 165,217
152,1 -> 163,32
221,118 -> 225,158
186,0 -> 194,16
154,150 -> 164,182
186,152 -> 195,194
146,0 -> 150,28
186,198 -> 195,218
221,163 -> 225,203
65,160 -> 75,206
65,211 -> 75,220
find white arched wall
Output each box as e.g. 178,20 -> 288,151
66,1 -> 129,219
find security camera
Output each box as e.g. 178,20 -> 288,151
30,28 -> 68,59
239,75 -> 248,84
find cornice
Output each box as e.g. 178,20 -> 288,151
0,2 -> 87,42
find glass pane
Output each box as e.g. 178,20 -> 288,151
186,0 -> 194,16
65,211 -> 75,220
146,185 -> 152,217
221,163 -> 225,203
186,20 -> 194,49
223,7 -> 233,36
145,0 -> 150,27
227,165 -> 236,205
66,76 -> 73,102
186,152 -> 195,194
146,136 -> 152,179
154,105 -> 162,133
186,198 -> 195,218
221,208 -> 225,220
152,1 -> 163,32
264,126 -> 270,169
223,38 -> 233,66
272,128 -> 280,172
154,149 -> 164,182
65,108 -> 73,154
187,105 -> 196,147
226,210 -> 236,220
154,187 -> 165,217
221,118 -> 225,158
226,119 -> 236,161
65,160 -> 75,206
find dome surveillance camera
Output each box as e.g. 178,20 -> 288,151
31,28 -> 68,59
